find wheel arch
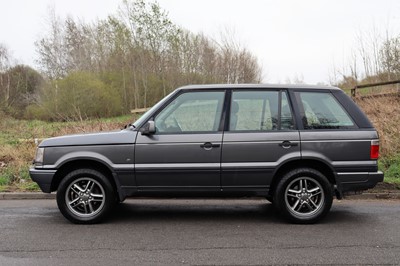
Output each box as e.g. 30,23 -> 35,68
269,158 -> 338,198
51,159 -> 122,201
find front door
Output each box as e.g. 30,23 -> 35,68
135,90 -> 225,192
221,90 -> 301,193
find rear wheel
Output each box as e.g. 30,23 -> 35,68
56,169 -> 115,224
274,168 -> 333,224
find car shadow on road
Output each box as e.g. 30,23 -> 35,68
102,199 -> 374,225
322,205 -> 376,225
107,199 -> 284,224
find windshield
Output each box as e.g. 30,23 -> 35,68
132,90 -> 176,128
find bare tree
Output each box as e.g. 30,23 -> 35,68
216,27 -> 262,83
0,44 -> 11,106
380,34 -> 400,80
331,24 -> 400,88
33,0 -> 263,120
35,7 -> 68,79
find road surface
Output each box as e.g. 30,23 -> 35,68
0,198 -> 399,265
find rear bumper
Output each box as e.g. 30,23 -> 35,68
337,171 -> 384,193
29,167 -> 56,193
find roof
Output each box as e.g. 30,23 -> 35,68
178,84 -> 340,91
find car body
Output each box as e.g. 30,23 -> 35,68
30,84 -> 384,224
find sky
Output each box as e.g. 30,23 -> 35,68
1,0 -> 399,84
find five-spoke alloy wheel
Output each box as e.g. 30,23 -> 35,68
285,177 -> 324,218
274,168 -> 333,224
65,177 -> 105,218
57,169 -> 115,224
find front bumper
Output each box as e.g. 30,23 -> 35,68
29,167 -> 56,193
337,171 -> 384,193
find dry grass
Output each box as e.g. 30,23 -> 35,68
0,115 -> 134,191
355,96 -> 400,157
355,95 -> 400,184
0,144 -> 36,191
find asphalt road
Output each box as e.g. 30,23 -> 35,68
0,198 -> 399,265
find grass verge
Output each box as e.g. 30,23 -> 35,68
0,114 -> 134,192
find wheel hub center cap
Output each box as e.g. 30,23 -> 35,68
300,193 -> 309,201
81,194 -> 89,201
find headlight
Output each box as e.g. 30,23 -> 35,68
34,147 -> 44,166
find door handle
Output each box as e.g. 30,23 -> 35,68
279,141 -> 298,149
200,142 -> 220,150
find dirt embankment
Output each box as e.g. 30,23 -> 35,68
355,96 -> 400,157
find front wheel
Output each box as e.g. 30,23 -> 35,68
274,168 -> 333,224
56,169 -> 115,224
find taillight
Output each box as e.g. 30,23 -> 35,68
370,140 -> 379,160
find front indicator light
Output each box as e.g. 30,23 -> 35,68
34,147 -> 44,166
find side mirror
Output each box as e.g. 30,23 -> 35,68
140,121 -> 156,135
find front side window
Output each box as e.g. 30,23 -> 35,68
229,90 -> 294,131
154,91 -> 224,133
297,92 -> 355,129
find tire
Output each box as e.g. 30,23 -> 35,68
273,168 -> 333,224
56,169 -> 115,224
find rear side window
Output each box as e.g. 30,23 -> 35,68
297,92 -> 355,129
229,90 -> 294,131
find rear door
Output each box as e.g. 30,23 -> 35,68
221,90 -> 301,194
293,90 -> 378,173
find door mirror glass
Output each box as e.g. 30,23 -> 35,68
140,121 -> 156,135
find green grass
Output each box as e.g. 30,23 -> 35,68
97,114 -> 133,123
0,162 -> 43,192
0,176 -> 9,186
385,162 -> 400,179
15,181 -> 40,191
383,177 -> 400,186
379,154 -> 400,185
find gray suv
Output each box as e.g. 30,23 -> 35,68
30,84 -> 383,224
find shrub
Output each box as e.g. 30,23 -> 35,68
38,71 -> 123,121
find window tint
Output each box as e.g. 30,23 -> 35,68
230,91 -> 294,131
298,92 -> 355,129
155,91 -> 224,133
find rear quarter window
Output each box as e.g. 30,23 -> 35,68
296,91 -> 356,130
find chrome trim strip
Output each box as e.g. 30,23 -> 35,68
223,141 -> 296,145
222,162 -> 277,168
302,139 -> 369,143
136,143 -> 213,146
337,172 -> 369,175
135,163 -> 220,169
111,164 -> 134,169
40,164 -> 135,170
30,168 -> 57,173
40,164 -> 59,169
135,162 -> 278,170
332,161 -> 377,166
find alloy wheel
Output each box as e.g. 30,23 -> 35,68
65,177 -> 106,218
